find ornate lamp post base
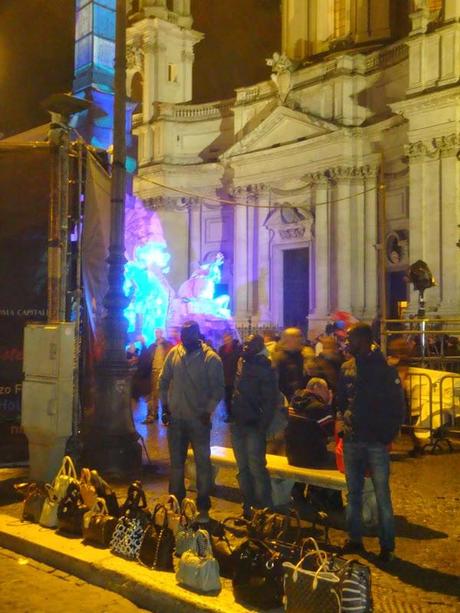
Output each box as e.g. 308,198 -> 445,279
83,361 -> 142,477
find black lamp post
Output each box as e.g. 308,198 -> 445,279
84,0 -> 142,476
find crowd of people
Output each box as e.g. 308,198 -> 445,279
129,319 -> 405,563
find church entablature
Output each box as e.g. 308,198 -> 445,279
404,133 -> 460,160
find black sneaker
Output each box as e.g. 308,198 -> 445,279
378,548 -> 395,563
341,540 -> 365,554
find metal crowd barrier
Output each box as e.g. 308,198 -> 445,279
404,372 -> 458,454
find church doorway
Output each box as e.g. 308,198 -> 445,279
283,247 -> 309,329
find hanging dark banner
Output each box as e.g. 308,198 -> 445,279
0,144 -> 51,464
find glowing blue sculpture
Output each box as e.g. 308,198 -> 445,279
124,198 -> 174,346
169,252 -> 235,346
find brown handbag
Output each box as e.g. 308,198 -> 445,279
137,504 -> 175,571
80,468 -> 98,508
83,498 -> 118,547
20,483 -> 47,523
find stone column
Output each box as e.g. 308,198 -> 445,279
233,187 -> 250,321
363,170 -> 378,319
445,0 -> 460,20
439,140 -> 460,315
332,173 -> 352,312
309,176 -> 331,335
257,189 -> 271,324
188,200 -> 201,275
350,176 -> 366,317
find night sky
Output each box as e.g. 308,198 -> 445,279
0,0 -> 280,137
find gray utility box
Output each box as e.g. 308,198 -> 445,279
22,322 -> 76,481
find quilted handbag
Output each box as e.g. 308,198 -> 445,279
39,484 -> 60,529
111,483 -> 150,560
52,455 -> 78,501
82,498 -> 118,547
57,482 -> 88,535
90,470 -> 119,517
21,483 -> 47,523
137,504 -> 175,571
283,538 -> 372,613
232,539 -> 284,610
110,515 -> 146,560
175,498 -> 198,557
79,468 -> 98,509
176,529 -> 221,593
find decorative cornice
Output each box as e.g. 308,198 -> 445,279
304,164 -> 379,183
405,133 -> 460,159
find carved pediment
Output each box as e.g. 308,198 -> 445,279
222,106 -> 338,159
264,206 -> 314,243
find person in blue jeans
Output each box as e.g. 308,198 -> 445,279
337,323 -> 405,563
159,321 -> 224,524
231,334 -> 278,518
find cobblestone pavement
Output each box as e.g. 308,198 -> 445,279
0,402 -> 459,612
0,546 -> 149,613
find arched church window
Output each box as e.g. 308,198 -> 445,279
131,72 -> 143,112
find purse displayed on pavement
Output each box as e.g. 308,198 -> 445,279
176,529 -> 221,593
52,455 -> 78,501
90,470 -> 120,517
209,516 -> 242,578
79,468 -> 98,509
57,482 -> 89,535
137,504 -> 175,571
111,482 -> 150,560
232,538 -> 284,610
39,484 -> 60,529
283,538 -> 372,613
175,498 -> 198,557
21,483 -> 47,523
82,498 -> 118,548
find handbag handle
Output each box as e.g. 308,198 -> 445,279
272,509 -> 302,545
80,468 -> 92,485
195,529 -> 213,558
166,494 -> 180,514
91,497 -> 109,516
90,470 -> 112,494
152,503 -> 169,529
180,498 -> 197,524
126,481 -> 147,509
44,483 -> 58,502
56,455 -> 77,481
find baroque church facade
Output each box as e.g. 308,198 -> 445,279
126,0 -> 460,336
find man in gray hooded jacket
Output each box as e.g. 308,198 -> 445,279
159,321 -> 224,522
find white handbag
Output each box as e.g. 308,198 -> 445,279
176,529 -> 221,593
175,498 -> 198,557
53,455 -> 78,501
39,484 -> 59,529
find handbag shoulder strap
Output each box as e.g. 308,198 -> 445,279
166,494 -> 180,514
92,497 -> 109,515
80,468 -> 92,485
180,498 -> 197,522
57,455 -> 77,481
196,529 -> 213,558
152,503 -> 169,529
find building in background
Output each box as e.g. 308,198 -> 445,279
128,0 -> 460,336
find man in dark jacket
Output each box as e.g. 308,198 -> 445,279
218,332 -> 241,422
337,323 -> 405,562
231,334 -> 278,517
272,327 -> 309,402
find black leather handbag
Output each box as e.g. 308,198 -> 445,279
83,498 -> 118,547
232,539 -> 285,610
210,516 -> 247,579
137,504 -> 175,571
57,482 -> 89,535
119,481 -> 149,523
90,470 -> 120,518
